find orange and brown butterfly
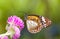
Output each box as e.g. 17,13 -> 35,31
25,14 -> 51,34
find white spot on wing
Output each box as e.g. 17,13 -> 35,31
42,16 -> 46,23
26,20 -> 38,30
41,16 -> 47,27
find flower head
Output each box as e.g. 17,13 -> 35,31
0,15 -> 24,39
7,16 -> 24,30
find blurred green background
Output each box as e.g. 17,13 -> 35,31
0,0 -> 60,39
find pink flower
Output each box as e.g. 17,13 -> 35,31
0,16 -> 24,39
7,25 -> 21,39
7,16 -> 24,39
7,16 -> 24,30
12,26 -> 21,39
0,36 -> 8,39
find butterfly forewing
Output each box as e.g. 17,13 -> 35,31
26,15 -> 43,33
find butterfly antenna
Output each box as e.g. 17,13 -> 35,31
24,13 -> 28,20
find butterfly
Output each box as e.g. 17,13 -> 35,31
25,14 -> 51,34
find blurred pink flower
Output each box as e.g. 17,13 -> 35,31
0,36 -> 8,39
8,25 -> 21,39
0,16 -> 24,39
7,16 -> 24,30
7,16 -> 24,39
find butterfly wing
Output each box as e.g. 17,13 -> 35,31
40,16 -> 51,28
26,16 -> 43,33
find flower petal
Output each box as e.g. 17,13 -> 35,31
3,36 -> 8,39
0,36 -> 8,39
12,26 -> 20,39
7,16 -> 24,30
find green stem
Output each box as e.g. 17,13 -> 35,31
0,31 -> 11,36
